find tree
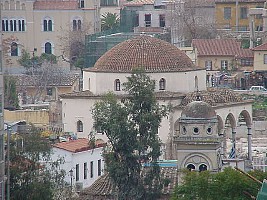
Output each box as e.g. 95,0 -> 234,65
4,75 -> 19,110
58,21 -> 92,72
171,167 -> 265,200
170,0 -> 217,46
92,69 -> 169,200
17,50 -> 64,104
7,125 -> 66,200
101,12 -> 120,32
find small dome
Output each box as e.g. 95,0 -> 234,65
87,35 -> 203,73
181,101 -> 216,119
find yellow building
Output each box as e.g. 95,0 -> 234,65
1,0 -> 101,68
215,0 -> 265,31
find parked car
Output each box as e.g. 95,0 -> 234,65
249,86 -> 267,92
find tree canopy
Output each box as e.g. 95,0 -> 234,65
101,12 -> 120,32
171,167 -> 267,200
7,125 -> 66,200
92,69 -> 169,200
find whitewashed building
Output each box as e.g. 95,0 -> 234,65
60,35 -> 254,169
52,139 -> 105,191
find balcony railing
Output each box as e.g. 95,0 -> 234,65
173,136 -> 221,143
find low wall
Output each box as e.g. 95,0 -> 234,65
4,109 -> 49,126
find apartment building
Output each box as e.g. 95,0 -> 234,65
1,0 -> 101,69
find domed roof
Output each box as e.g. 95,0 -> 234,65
87,35 -> 202,73
181,101 -> 216,119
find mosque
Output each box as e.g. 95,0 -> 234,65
60,35 -> 254,173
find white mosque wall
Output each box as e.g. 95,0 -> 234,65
83,69 -> 207,95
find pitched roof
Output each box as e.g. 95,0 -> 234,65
252,42 -> 267,51
53,138 -> 105,153
78,167 -> 178,199
192,39 -> 253,58
13,73 -> 79,87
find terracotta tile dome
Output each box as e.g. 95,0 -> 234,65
86,35 -> 202,73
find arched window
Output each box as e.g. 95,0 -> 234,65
18,19 -> 25,31
73,17 -> 82,31
16,1 -> 20,10
21,3 -> 25,10
44,42 -> 52,54
159,78 -> 166,90
187,164 -> 195,171
77,120 -> 83,132
199,164 -> 207,172
10,0 -> 15,9
195,76 -> 198,91
43,18 -> 53,31
4,1 -> 9,10
11,42 -> 18,56
10,19 -> 16,31
114,79 -> 120,91
2,19 -> 8,31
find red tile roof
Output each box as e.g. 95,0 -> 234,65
53,139 -> 105,153
215,0 -> 266,3
34,0 -> 78,10
252,43 -> 267,51
192,39 -> 253,58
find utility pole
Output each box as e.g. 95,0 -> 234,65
6,125 -> 11,200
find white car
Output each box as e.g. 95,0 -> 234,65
249,86 -> 267,92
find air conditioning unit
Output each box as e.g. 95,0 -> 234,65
75,182 -> 83,192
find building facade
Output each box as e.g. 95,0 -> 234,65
60,35 -> 254,164
1,0 -> 101,69
215,0 -> 265,31
52,139 -> 105,191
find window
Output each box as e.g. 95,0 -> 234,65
145,14 -> 151,27
84,162 -> 88,179
16,1 -> 20,10
221,60 -> 228,70
241,58 -> 253,66
199,164 -> 207,172
47,88 -> 52,96
98,159 -> 101,176
256,25 -> 263,31
240,7 -> 247,19
18,19 -> 25,31
159,14 -> 165,27
76,164 -> 79,181
193,127 -> 199,134
255,14 -> 262,19
159,78 -> 166,90
90,161 -> 93,178
77,120 -> 83,132
100,0 -> 117,6
264,54 -> 267,64
135,14 -> 139,27
224,7 -> 231,20
11,42 -> 18,56
207,127 -> 212,135
205,60 -> 212,70
187,164 -> 195,171
44,42 -> 52,54
43,18 -> 52,31
114,79 -> 120,91
73,19 -> 82,31
194,76 -> 198,90
2,19 -> 8,31
80,0 -> 84,8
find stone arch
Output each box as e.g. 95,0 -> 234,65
238,110 -> 252,127
181,153 -> 213,171
225,113 -> 236,128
